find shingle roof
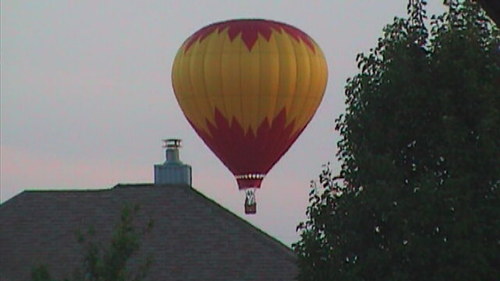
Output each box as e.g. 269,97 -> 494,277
0,184 -> 297,281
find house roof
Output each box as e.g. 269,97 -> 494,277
0,184 -> 297,281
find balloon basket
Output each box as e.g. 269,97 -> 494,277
245,202 -> 257,214
244,189 -> 257,214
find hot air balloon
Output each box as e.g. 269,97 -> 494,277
172,19 -> 328,214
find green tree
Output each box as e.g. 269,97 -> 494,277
294,1 -> 499,281
32,205 -> 154,281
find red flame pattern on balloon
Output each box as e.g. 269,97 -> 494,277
183,19 -> 316,52
189,108 -> 307,189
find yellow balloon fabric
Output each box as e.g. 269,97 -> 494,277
172,19 -> 328,189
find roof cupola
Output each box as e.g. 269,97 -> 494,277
154,139 -> 192,186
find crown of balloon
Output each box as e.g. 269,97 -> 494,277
183,18 -> 316,53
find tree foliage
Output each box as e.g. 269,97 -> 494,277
32,205 -> 154,281
294,1 -> 499,280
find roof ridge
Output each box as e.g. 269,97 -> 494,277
23,188 -> 109,192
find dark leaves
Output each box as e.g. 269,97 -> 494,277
294,1 -> 499,281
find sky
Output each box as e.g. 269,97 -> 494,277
1,0 -> 446,246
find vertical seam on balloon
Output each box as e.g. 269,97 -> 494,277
316,47 -> 328,118
269,30 -> 280,130
203,31 -> 218,128
265,29 -> 294,171
191,38 -> 209,135
175,53 -> 194,128
254,32 -> 271,166
308,47 -> 328,130
253,34 -> 262,137
276,29 -> 302,165
218,29 -> 227,126
281,29 -> 299,137
287,39 -> 301,131
295,40 -> 313,134
220,28 -> 231,126
255,30 -> 272,168
260,29 -> 279,170
181,48 -> 199,131
200,32 -> 210,129
288,31 -> 302,129
195,37 -> 213,135
307,47 -> 327,139
183,55 -> 198,129
223,30 -> 241,146
238,32 -> 246,134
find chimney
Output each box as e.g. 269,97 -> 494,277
154,139 -> 192,186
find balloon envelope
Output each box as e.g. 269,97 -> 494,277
172,19 -> 328,191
